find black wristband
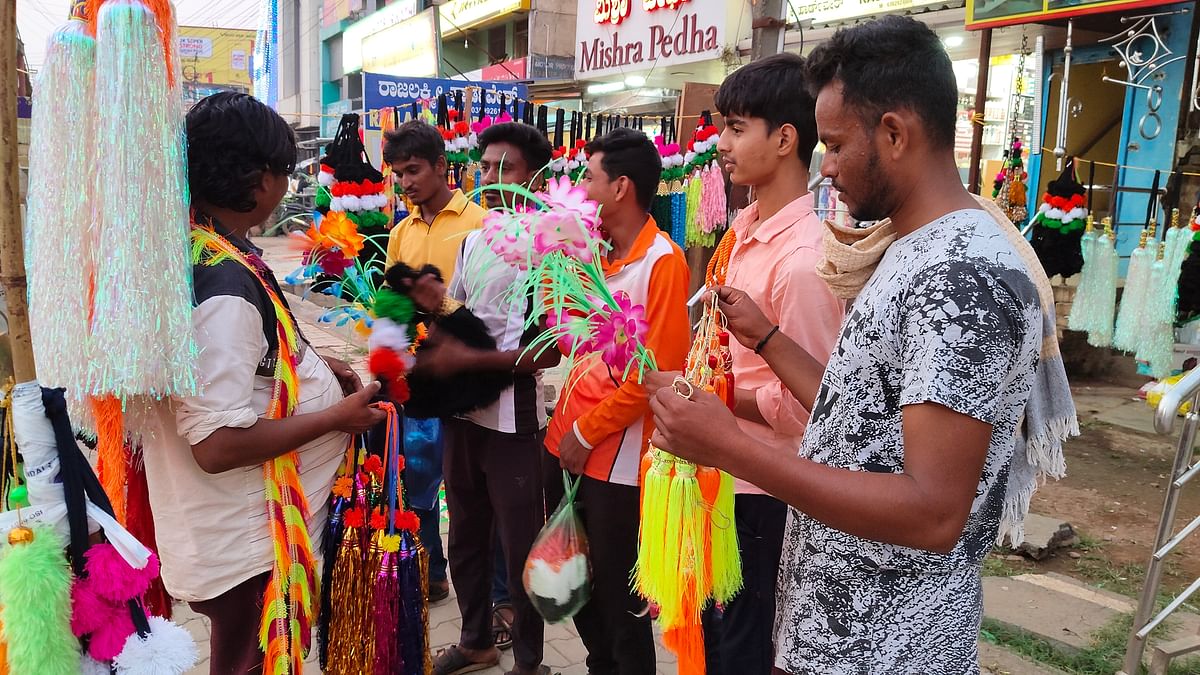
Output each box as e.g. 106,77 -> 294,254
754,325 -> 780,354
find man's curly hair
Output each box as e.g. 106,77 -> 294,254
185,92 -> 297,213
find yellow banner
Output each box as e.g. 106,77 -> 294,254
177,26 -> 256,88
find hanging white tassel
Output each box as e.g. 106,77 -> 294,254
1114,234 -> 1154,353
112,616 -> 199,675
1091,229 -> 1119,348
88,0 -> 197,401
81,655 -> 113,675
25,19 -> 97,398
1067,222 -> 1099,334
1136,247 -> 1176,377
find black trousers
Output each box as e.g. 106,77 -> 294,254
542,450 -> 656,675
443,418 -> 547,669
703,493 -> 788,675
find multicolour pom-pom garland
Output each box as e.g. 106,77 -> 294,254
1030,159 -> 1088,279
993,136 -> 1028,225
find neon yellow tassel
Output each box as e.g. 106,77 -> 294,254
634,449 -> 674,601
710,470 -> 742,605
659,459 -> 702,630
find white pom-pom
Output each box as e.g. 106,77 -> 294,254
369,318 -> 412,354
1046,207 -> 1065,220
330,197 -> 344,212
1065,206 -> 1087,222
318,171 -> 334,187
113,616 -> 199,675
1037,202 -> 1052,215
684,151 -> 697,165
401,351 -> 416,370
468,133 -> 478,146
445,141 -> 454,153
566,160 -> 579,171
342,195 -> 362,211
82,655 -> 112,675
374,193 -> 391,210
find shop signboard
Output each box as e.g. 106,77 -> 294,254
577,0 -> 724,79
966,0 -> 1182,29
343,0 -> 421,73
482,57 -> 528,81
440,0 -> 531,37
787,0 -> 945,25
361,8 -> 440,78
530,54 -> 575,80
177,26 -> 256,87
362,73 -> 528,130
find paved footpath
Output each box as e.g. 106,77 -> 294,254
174,237 -> 1060,674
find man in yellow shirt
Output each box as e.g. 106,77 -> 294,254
382,119 -> 485,603
384,120 -> 486,278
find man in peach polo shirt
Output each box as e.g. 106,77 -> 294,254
698,53 -> 843,674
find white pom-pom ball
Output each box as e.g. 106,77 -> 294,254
318,171 -> 334,187
343,195 -> 364,211
369,318 -> 412,354
113,617 -> 200,675
329,197 -> 344,212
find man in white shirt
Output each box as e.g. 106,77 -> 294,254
410,123 -> 560,675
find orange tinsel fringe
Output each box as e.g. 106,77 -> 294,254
90,396 -> 127,524
143,0 -> 178,86
663,621 -> 705,675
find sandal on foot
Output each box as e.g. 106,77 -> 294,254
492,602 -> 515,650
433,645 -> 500,675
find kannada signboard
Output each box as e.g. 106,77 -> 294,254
177,27 -> 256,88
362,73 -> 528,130
787,0 -> 946,25
966,0 -> 1182,29
577,0 -> 724,79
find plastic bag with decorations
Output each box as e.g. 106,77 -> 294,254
1145,370 -> 1195,417
523,471 -> 590,624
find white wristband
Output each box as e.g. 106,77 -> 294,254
572,421 -> 595,450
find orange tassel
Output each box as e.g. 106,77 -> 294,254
662,616 -> 705,675
91,396 -> 127,523
84,0 -> 105,35
697,466 -> 722,596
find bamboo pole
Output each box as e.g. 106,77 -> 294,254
0,0 -> 36,384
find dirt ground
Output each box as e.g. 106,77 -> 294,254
1006,384 -> 1200,595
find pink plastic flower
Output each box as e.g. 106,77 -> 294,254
591,291 -> 648,373
530,176 -> 601,261
547,309 -> 596,354
482,210 -> 535,269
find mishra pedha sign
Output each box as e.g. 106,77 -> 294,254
576,0 -> 725,79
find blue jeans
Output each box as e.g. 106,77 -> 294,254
416,499 -> 447,583
492,534 -> 509,605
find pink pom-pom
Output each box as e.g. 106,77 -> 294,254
71,583 -> 112,637
88,608 -> 136,661
85,545 -> 159,603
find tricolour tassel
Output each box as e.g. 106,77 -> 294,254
89,0 -> 196,401
25,17 -> 97,405
91,396 -> 127,523
0,526 -> 81,674
634,450 -> 673,601
709,470 -> 742,605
